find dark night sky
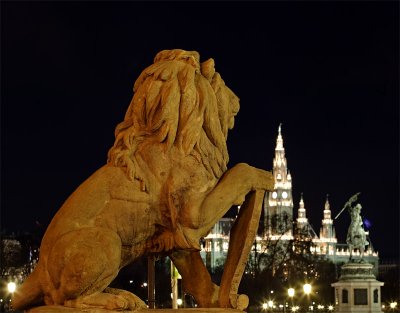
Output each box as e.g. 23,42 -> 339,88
1,2 -> 399,259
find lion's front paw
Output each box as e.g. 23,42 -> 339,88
253,168 -> 274,192
229,293 -> 249,311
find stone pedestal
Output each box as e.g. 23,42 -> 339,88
331,262 -> 384,313
25,307 -> 244,313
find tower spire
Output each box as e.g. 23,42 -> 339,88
297,192 -> 308,225
276,123 -> 284,151
263,124 -> 293,240
325,194 -> 330,212
319,193 -> 337,254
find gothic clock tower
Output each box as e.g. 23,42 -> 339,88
263,124 -> 294,240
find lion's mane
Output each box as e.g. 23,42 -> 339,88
107,49 -> 239,187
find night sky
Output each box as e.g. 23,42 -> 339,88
1,2 -> 399,259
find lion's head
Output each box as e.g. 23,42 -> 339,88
107,49 -> 240,186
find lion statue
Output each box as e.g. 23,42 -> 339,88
13,49 -> 274,312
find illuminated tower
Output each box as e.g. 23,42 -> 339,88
295,194 -> 318,240
296,193 -> 308,229
263,124 -> 293,240
319,195 -> 337,255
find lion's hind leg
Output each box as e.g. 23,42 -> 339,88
46,227 -> 128,310
64,292 -> 129,310
64,288 -> 147,310
104,287 -> 147,310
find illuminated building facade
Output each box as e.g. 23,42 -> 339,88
200,125 -> 379,273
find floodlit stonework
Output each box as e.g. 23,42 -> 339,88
201,126 -> 379,273
332,262 -> 384,313
12,49 -> 274,312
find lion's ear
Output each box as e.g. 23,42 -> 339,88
201,58 -> 215,81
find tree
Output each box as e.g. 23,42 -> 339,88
0,238 -> 23,275
238,218 -> 338,310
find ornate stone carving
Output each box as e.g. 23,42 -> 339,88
13,49 -> 274,312
336,192 -> 369,261
339,262 -> 376,281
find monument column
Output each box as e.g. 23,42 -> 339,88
331,262 -> 384,313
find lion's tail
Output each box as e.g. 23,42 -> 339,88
12,263 -> 44,310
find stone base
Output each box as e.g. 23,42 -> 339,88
339,261 -> 376,281
331,261 -> 384,313
26,307 -> 244,313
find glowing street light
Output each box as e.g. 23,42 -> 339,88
7,282 -> 16,293
262,302 -> 269,310
328,305 -> 334,311
390,302 -> 397,309
268,300 -> 274,308
177,298 -> 183,306
303,283 -> 312,313
287,287 -> 295,309
303,283 -> 312,295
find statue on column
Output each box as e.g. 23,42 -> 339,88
338,192 -> 369,262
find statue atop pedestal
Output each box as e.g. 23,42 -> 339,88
336,192 -> 369,262
332,193 -> 383,313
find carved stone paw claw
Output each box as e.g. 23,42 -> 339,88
229,294 -> 249,311
104,288 -> 147,310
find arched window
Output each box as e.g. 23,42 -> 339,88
342,289 -> 348,303
374,289 -> 379,303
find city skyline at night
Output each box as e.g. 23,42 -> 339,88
1,2 -> 398,260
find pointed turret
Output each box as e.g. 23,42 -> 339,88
321,195 -> 334,234
297,193 -> 308,226
295,194 -> 318,241
319,194 -> 337,254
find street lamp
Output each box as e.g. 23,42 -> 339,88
7,282 -> 16,294
303,283 -> 312,295
303,284 -> 312,312
268,300 -> 274,309
287,288 -> 295,312
390,302 -> 397,310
